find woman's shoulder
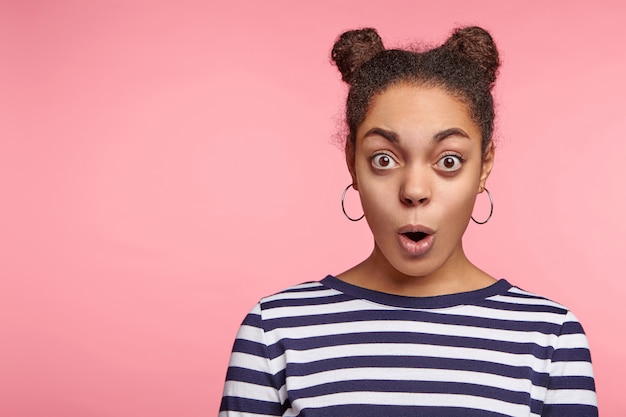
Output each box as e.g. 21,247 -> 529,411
255,276 -> 345,310
498,281 -> 579,315
487,280 -> 590,336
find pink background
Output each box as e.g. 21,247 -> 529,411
1,1 -> 624,415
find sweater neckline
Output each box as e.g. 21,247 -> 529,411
320,275 -> 512,309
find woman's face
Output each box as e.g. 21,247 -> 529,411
349,84 -> 493,279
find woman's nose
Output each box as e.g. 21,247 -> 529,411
400,167 -> 431,206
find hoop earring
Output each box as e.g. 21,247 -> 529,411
471,187 -> 493,225
341,183 -> 364,222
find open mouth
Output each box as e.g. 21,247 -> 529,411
398,226 -> 434,256
402,231 -> 429,242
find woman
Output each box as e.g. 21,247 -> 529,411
219,26 -> 597,416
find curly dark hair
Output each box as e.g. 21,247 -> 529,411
331,26 -> 500,162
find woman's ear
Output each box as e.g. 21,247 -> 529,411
345,142 -> 359,190
478,141 -> 495,192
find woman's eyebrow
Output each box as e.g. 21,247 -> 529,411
432,127 -> 470,142
362,127 -> 399,143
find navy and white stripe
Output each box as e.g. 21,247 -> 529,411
220,277 -> 597,416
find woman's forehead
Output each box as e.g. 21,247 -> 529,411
359,85 -> 479,139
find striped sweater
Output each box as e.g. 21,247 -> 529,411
220,276 -> 597,416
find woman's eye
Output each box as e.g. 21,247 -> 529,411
371,153 -> 397,169
436,154 -> 463,172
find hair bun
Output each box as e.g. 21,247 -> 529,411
331,28 -> 385,84
443,26 -> 500,86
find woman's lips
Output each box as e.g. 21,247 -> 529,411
397,225 -> 435,256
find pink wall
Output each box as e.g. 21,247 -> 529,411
1,0 -> 624,415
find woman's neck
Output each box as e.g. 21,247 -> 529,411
337,243 -> 496,297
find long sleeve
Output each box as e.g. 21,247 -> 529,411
542,311 -> 598,417
219,303 -> 285,417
